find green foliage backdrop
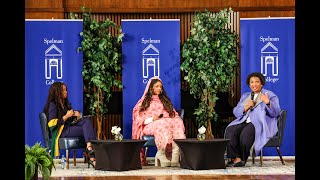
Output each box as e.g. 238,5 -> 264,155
77,7 -> 123,139
181,8 -> 239,138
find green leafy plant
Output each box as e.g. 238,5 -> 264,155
181,8 -> 239,138
25,142 -> 55,180
77,6 -> 123,139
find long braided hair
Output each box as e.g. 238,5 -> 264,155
139,79 -> 175,117
43,82 -> 72,123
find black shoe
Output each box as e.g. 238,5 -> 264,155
86,148 -> 96,168
87,149 -> 95,156
88,159 -> 96,168
86,147 -> 95,155
233,161 -> 246,167
226,160 -> 234,167
87,153 -> 96,168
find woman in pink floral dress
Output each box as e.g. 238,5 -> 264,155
132,76 -> 186,167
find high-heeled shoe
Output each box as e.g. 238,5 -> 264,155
86,146 -> 95,156
86,152 -> 96,168
155,149 -> 171,167
86,149 -> 95,156
86,147 -> 95,168
171,143 -> 180,167
88,158 -> 96,168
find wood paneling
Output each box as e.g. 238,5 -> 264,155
62,0 -> 237,13
25,12 -> 64,19
25,0 -> 63,8
238,0 -> 295,7
240,11 -> 295,18
26,0 -> 294,14
25,0 -> 65,19
92,114 -> 123,139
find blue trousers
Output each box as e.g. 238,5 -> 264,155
60,117 -> 96,143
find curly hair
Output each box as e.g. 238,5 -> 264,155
43,82 -> 72,123
139,79 -> 175,117
246,72 -> 266,86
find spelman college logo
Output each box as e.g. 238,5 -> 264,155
44,38 -> 64,85
141,38 -> 161,84
260,36 -> 280,83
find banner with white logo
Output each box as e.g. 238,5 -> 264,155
122,19 -> 181,142
25,20 -> 83,147
240,18 -> 295,156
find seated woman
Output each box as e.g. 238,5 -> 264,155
224,72 -> 281,167
43,82 -> 97,168
132,76 -> 186,167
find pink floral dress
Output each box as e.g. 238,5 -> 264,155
132,77 -> 186,162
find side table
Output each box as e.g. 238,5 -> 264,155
91,139 -> 146,171
174,138 -> 230,170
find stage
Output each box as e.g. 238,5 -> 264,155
45,156 -> 295,179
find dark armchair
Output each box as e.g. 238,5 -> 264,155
252,109 -> 287,166
39,112 -> 87,169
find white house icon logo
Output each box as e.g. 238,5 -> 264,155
260,42 -> 278,76
45,44 -> 63,79
142,44 -> 160,78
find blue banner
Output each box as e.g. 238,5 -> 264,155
25,20 -> 83,149
240,18 -> 295,156
122,19 -> 181,144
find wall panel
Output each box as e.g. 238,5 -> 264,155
25,0 -> 64,19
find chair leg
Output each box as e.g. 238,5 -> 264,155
73,149 -> 77,166
276,147 -> 285,165
259,149 -> 263,167
144,147 -> 148,164
66,149 -> 69,169
83,151 -> 88,163
251,145 -> 255,164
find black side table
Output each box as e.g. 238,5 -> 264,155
174,138 -> 230,170
91,139 -> 146,171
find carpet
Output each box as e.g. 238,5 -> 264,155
48,156 -> 295,177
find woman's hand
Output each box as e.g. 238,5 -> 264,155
63,110 -> 74,121
73,110 -> 81,117
152,114 -> 162,121
260,92 -> 270,105
244,100 -> 255,112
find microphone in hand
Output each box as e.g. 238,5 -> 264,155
249,92 -> 255,111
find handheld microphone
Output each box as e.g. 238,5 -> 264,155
249,92 -> 255,110
159,114 -> 163,118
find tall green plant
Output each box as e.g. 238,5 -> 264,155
181,8 -> 239,138
77,7 -> 123,139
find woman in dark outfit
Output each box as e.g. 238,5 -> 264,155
44,82 -> 97,168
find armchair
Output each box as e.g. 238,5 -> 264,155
252,109 -> 287,166
39,112 -> 87,169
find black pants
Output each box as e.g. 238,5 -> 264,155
225,122 -> 255,162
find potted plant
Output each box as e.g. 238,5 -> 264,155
181,8 -> 239,139
25,142 -> 55,180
